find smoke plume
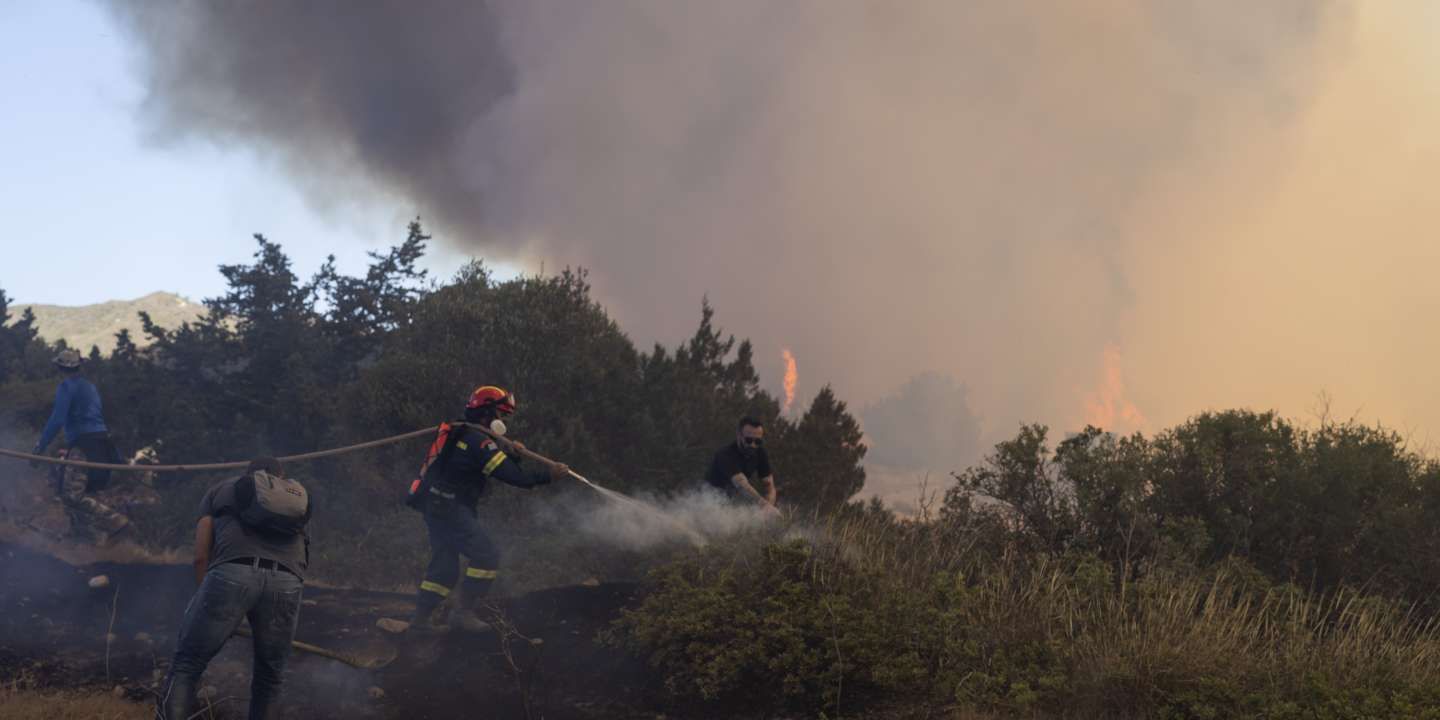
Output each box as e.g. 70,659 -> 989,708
103,1 -> 1434,448
858,372 -> 982,512
863,372 -> 983,473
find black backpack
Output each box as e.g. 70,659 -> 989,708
405,422 -> 465,510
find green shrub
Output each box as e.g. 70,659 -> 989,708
610,512 -> 1440,719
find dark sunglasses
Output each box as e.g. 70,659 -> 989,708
742,437 -> 764,447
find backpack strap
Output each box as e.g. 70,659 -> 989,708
407,421 -> 469,509
424,422 -> 467,476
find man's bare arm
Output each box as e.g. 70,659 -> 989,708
193,516 -> 214,586
731,473 -> 774,507
759,475 -> 777,505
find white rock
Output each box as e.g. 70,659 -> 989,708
367,686 -> 386,700
375,618 -> 410,634
88,575 -> 110,589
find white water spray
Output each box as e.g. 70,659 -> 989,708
566,470 -> 710,548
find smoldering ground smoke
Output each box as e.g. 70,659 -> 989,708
104,1 -> 1384,454
533,487 -> 772,552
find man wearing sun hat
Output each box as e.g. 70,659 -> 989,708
32,348 -> 129,542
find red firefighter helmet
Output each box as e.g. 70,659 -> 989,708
466,385 -> 517,415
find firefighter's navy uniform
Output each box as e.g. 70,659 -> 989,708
412,426 -> 551,623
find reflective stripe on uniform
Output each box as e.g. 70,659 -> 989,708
465,567 -> 498,580
419,580 -> 451,597
482,452 -> 508,476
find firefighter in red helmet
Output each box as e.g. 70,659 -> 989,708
401,386 -> 568,633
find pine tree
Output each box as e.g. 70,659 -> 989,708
0,287 -> 44,386
772,385 -> 867,517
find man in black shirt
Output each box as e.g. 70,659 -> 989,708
706,416 -> 778,510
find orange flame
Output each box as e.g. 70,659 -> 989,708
1083,343 -> 1147,433
782,349 -> 798,412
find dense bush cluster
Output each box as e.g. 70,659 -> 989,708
610,383 -> 1440,717
946,416 -> 1440,606
612,510 -> 1440,718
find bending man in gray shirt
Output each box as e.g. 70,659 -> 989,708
157,458 -> 309,720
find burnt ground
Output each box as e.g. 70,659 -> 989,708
0,540 -> 665,719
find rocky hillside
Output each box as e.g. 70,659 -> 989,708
11,292 -> 204,355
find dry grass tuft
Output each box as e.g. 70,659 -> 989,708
0,686 -> 151,720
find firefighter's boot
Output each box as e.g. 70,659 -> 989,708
406,589 -> 450,633
448,606 -> 493,634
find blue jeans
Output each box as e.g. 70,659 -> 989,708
157,561 -> 304,720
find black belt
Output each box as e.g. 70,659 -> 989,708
225,556 -> 297,577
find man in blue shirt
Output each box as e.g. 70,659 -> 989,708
32,349 -> 129,542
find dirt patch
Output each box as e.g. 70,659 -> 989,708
0,540 -> 665,718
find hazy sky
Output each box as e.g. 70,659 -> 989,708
0,1 -> 470,308
8,1 -> 1440,469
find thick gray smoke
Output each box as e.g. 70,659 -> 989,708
863,372 -> 982,473
102,1 -> 1353,443
860,372 -> 983,512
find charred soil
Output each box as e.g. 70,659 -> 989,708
0,540 -> 664,719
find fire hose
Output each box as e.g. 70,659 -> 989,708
464,424 -> 710,547
0,426 -> 439,473
0,422 -> 710,544
233,625 -> 395,670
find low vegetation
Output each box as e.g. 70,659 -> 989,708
613,504 -> 1440,718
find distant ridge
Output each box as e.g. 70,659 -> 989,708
9,292 -> 206,355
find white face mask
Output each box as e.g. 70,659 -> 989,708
489,419 -> 508,437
